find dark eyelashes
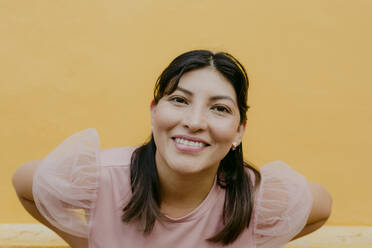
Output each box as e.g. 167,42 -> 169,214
169,96 -> 187,104
212,105 -> 231,114
168,96 -> 232,114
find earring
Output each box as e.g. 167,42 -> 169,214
232,142 -> 238,150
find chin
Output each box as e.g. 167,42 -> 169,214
168,158 -> 216,175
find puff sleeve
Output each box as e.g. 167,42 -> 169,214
32,128 -> 100,238
254,161 -> 313,248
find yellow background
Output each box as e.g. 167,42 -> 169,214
1,0 -> 371,226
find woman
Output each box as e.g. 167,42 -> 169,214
13,50 -> 332,248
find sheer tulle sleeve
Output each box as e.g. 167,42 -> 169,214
254,161 -> 313,248
32,128 -> 100,238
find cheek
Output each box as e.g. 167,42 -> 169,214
209,120 -> 239,144
153,104 -> 181,131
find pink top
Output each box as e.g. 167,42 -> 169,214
33,129 -> 313,248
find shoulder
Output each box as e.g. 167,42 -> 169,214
253,161 -> 313,247
254,160 -> 312,212
100,146 -> 137,167
32,129 -> 138,237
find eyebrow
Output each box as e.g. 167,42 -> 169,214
176,86 -> 236,104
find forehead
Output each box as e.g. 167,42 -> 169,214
177,67 -> 237,100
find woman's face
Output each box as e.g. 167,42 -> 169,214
151,67 -> 245,176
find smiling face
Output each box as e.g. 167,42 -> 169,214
151,67 -> 246,177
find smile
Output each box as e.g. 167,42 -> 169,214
174,138 -> 206,147
171,135 -> 210,153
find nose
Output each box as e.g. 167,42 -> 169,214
182,105 -> 207,132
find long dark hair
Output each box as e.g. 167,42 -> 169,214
122,50 -> 261,245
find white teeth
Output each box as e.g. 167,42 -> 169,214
175,138 -> 205,147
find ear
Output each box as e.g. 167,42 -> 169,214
234,120 -> 246,146
150,99 -> 156,126
150,99 -> 156,110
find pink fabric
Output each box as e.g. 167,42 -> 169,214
33,129 -> 313,248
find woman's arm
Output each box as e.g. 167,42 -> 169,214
12,160 -> 39,201
291,182 -> 333,240
12,161 -> 88,248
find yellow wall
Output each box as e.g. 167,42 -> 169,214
1,0 -> 371,226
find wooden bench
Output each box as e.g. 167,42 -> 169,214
1,224 -> 371,248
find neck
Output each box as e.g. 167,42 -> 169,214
156,153 -> 218,218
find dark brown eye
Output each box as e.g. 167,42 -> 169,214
169,96 -> 188,104
212,105 -> 231,113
